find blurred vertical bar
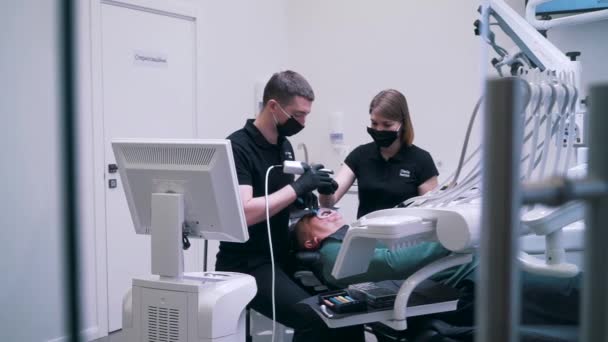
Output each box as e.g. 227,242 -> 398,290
60,0 -> 82,340
1,0 -> 79,340
582,84 -> 608,342
476,77 -> 526,342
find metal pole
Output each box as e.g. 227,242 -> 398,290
476,77 -> 527,342
60,0 -> 82,340
522,177 -> 608,206
582,84 -> 608,342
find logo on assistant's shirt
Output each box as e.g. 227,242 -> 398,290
399,169 -> 411,178
284,151 -> 293,160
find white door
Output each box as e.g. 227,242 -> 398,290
99,1 -> 201,331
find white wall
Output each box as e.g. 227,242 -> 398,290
549,20 -> 608,91
195,0 -> 288,139
285,0 -> 486,220
285,0 -> 485,182
0,1 -> 67,341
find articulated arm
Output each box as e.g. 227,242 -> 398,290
526,0 -> 608,31
482,0 -> 576,73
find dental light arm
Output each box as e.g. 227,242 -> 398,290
482,0 -> 577,74
479,0 -> 584,278
526,0 -> 608,31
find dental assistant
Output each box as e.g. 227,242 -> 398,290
319,89 -> 439,218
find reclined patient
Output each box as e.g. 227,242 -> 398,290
294,208 -> 476,289
294,208 -> 580,327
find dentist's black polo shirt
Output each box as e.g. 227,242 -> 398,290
345,142 -> 438,218
217,119 -> 296,268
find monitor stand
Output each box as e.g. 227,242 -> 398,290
151,193 -> 185,279
122,193 -> 257,342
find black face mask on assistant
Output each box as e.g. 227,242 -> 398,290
367,125 -> 401,148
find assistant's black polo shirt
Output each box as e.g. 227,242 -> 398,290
217,119 -> 295,266
345,142 -> 439,218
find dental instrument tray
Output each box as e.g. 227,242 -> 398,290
303,279 -> 460,328
318,289 -> 367,314
348,282 -> 397,309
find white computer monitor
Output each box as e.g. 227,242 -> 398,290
112,138 -> 248,277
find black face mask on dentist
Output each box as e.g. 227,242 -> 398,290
275,105 -> 304,137
367,126 -> 401,148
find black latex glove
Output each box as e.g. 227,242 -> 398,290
290,164 -> 333,197
317,178 -> 339,195
299,192 -> 319,210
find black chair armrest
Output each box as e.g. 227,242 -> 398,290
294,251 -> 321,267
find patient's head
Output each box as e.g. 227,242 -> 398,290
295,208 -> 346,250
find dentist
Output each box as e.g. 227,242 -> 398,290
215,70 -> 363,342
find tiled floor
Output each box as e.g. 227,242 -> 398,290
92,330 -> 123,342
93,327 -> 378,342
94,308 -> 377,342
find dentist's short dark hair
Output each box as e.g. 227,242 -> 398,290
263,70 -> 315,107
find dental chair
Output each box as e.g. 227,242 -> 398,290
286,198 -> 582,342
306,202 -> 583,342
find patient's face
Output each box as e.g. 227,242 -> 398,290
309,208 -> 345,237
